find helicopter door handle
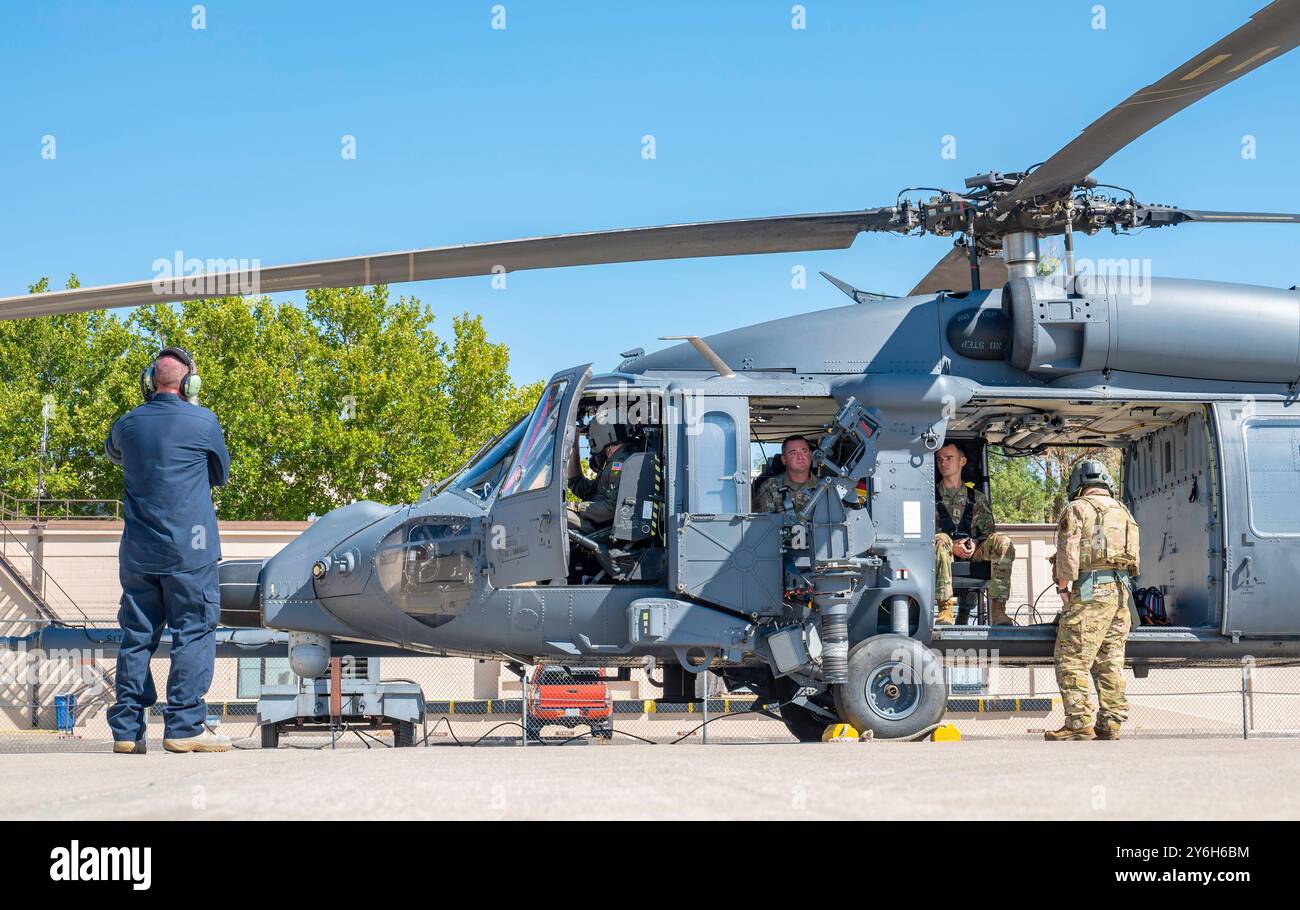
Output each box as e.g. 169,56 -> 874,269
537,510 -> 553,531
1233,555 -> 1254,588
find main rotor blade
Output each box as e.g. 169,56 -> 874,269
0,209 -> 899,320
1001,0 -> 1300,208
910,246 -> 1009,296
1137,206 -> 1300,227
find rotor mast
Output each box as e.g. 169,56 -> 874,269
1002,232 -> 1041,282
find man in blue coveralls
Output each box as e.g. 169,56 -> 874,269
105,347 -> 232,754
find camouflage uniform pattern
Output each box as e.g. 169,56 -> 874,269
753,472 -> 818,517
567,446 -> 633,531
933,484 -> 1015,623
1054,582 -> 1131,731
1052,490 -> 1141,731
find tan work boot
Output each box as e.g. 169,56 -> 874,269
1044,724 -> 1095,741
113,740 -> 146,755
164,729 -> 232,753
1095,719 -> 1121,740
989,598 -> 1013,626
934,599 -> 956,625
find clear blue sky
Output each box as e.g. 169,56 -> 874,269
3,0 -> 1298,384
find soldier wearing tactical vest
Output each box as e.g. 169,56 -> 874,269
933,443 -> 1016,625
754,435 -> 818,517
1046,459 -> 1141,742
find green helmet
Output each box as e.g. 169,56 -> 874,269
1068,459 -> 1115,497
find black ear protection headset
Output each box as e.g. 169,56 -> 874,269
140,347 -> 200,401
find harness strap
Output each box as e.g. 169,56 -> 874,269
937,486 -> 976,539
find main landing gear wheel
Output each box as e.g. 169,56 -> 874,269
832,634 -> 947,740
774,675 -> 841,742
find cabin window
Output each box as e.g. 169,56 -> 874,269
696,411 -> 739,513
1243,421 -> 1300,535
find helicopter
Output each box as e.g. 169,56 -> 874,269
5,0 -> 1300,741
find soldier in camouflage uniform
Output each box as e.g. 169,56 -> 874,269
754,435 -> 818,517
1046,459 -> 1140,742
933,444 -> 1016,625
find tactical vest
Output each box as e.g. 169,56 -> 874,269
937,486 -> 976,539
780,478 -> 816,516
1076,494 -> 1140,573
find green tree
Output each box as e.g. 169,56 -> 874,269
0,276 -> 150,511
988,451 -> 1054,523
1,282 -> 540,520
987,445 -> 1126,523
1033,446 -> 1124,519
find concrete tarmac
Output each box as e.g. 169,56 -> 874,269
3,738 -> 1297,820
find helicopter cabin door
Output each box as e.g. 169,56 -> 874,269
487,364 -> 592,587
1216,400 -> 1300,637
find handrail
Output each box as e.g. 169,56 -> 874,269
0,490 -> 122,522
0,517 -> 94,625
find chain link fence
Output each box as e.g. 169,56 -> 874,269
3,628 -> 1299,752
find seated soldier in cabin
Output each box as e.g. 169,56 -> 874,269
933,443 -> 1016,625
753,435 -> 818,518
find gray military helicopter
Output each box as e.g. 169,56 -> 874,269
6,1 -> 1300,740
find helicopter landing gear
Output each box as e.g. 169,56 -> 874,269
832,634 -> 947,740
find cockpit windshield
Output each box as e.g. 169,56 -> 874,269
499,378 -> 569,497
442,417 -> 529,501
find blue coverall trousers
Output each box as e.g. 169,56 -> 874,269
106,560 -> 221,742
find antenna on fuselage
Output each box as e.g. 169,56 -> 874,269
819,272 -> 896,302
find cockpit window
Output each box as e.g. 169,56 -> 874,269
499,379 -> 569,497
445,417 -> 528,500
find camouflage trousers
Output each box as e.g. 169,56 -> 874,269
934,532 -> 1016,610
1053,581 -> 1131,730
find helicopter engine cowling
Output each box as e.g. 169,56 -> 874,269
217,557 -> 265,627
1003,275 -> 1300,383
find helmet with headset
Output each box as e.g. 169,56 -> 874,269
587,418 -> 628,454
140,347 -> 201,403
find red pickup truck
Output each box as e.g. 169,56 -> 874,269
525,666 -> 614,740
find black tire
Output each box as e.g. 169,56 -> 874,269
832,634 -> 947,740
593,723 -> 614,740
394,721 -> 416,748
260,723 -> 279,750
773,675 -> 839,743
524,719 -> 544,742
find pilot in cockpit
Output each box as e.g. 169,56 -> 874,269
566,418 -> 636,534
